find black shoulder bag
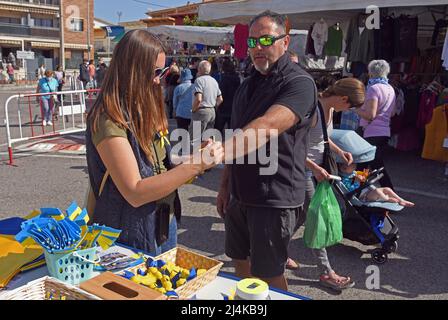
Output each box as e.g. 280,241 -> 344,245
318,102 -> 339,176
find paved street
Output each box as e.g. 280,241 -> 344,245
1,91 -> 448,300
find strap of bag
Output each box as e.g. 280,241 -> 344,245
317,102 -> 331,153
45,78 -> 54,93
99,170 -> 109,196
85,170 -> 109,224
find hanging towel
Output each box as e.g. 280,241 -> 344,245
234,24 -> 249,60
422,105 -> 448,162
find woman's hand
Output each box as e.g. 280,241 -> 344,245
339,150 -> 353,166
311,165 -> 331,183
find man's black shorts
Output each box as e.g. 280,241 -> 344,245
224,198 -> 303,278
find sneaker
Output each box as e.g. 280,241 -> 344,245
47,121 -> 53,126
42,120 -> 47,126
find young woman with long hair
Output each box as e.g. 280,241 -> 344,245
86,30 -> 223,255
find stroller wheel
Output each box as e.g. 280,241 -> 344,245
371,249 -> 388,264
389,241 -> 398,253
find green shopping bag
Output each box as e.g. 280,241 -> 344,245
304,181 -> 343,249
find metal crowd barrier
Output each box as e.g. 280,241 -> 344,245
4,88 -> 99,165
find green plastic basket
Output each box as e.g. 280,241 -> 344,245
44,247 -> 99,285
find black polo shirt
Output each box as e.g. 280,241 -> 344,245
230,53 -> 317,208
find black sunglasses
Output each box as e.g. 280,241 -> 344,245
154,67 -> 169,79
247,34 -> 287,48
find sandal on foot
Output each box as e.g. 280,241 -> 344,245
286,257 -> 300,270
319,276 -> 355,291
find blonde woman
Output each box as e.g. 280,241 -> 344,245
303,78 -> 365,290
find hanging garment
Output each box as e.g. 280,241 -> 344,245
442,31 -> 448,70
311,20 -> 328,56
437,89 -> 448,106
375,15 -> 395,60
431,19 -> 448,46
417,90 -> 439,129
305,24 -> 316,56
345,16 -> 375,64
325,25 -> 343,57
422,105 -> 448,162
234,24 -> 249,60
394,15 -> 418,60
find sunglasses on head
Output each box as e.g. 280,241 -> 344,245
247,34 -> 287,48
154,66 -> 169,79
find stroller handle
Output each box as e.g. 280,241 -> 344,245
328,174 -> 342,181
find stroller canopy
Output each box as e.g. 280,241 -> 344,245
330,129 -> 377,164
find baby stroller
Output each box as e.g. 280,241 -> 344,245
330,130 -> 403,264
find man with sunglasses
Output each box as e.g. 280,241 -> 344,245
217,11 -> 317,291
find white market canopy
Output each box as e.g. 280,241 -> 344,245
146,25 -> 308,54
198,0 -> 448,29
147,25 -> 235,46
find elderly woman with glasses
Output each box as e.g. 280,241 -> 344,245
354,60 -> 396,189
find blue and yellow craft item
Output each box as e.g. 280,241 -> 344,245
0,212 -> 47,289
15,201 -> 121,254
13,202 -> 122,285
121,256 -> 207,299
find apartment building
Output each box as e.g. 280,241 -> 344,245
0,0 -> 94,77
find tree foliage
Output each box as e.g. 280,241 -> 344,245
183,15 -> 227,27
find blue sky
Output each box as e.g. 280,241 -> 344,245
94,0 -> 197,24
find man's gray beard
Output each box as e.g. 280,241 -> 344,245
253,60 -> 270,74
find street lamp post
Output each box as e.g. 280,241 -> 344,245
59,0 -> 65,70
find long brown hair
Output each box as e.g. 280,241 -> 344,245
89,29 -> 167,162
320,78 -> 365,107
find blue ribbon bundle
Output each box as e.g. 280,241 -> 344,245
15,202 -> 121,254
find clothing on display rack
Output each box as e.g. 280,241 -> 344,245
311,19 -> 328,57
306,23 -> 316,56
442,32 -> 448,71
432,19 -> 448,46
375,15 -> 395,61
325,23 -> 344,57
416,79 -> 445,128
234,24 -> 249,60
394,15 -> 418,60
417,89 -> 439,129
422,104 -> 448,162
345,14 -> 375,65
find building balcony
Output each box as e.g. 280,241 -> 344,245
0,22 -> 59,39
0,0 -> 59,8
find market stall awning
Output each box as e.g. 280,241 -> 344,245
0,39 -> 22,46
147,25 -> 235,46
0,4 -> 57,15
198,0 -> 448,28
65,43 -> 90,50
31,41 -> 60,49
